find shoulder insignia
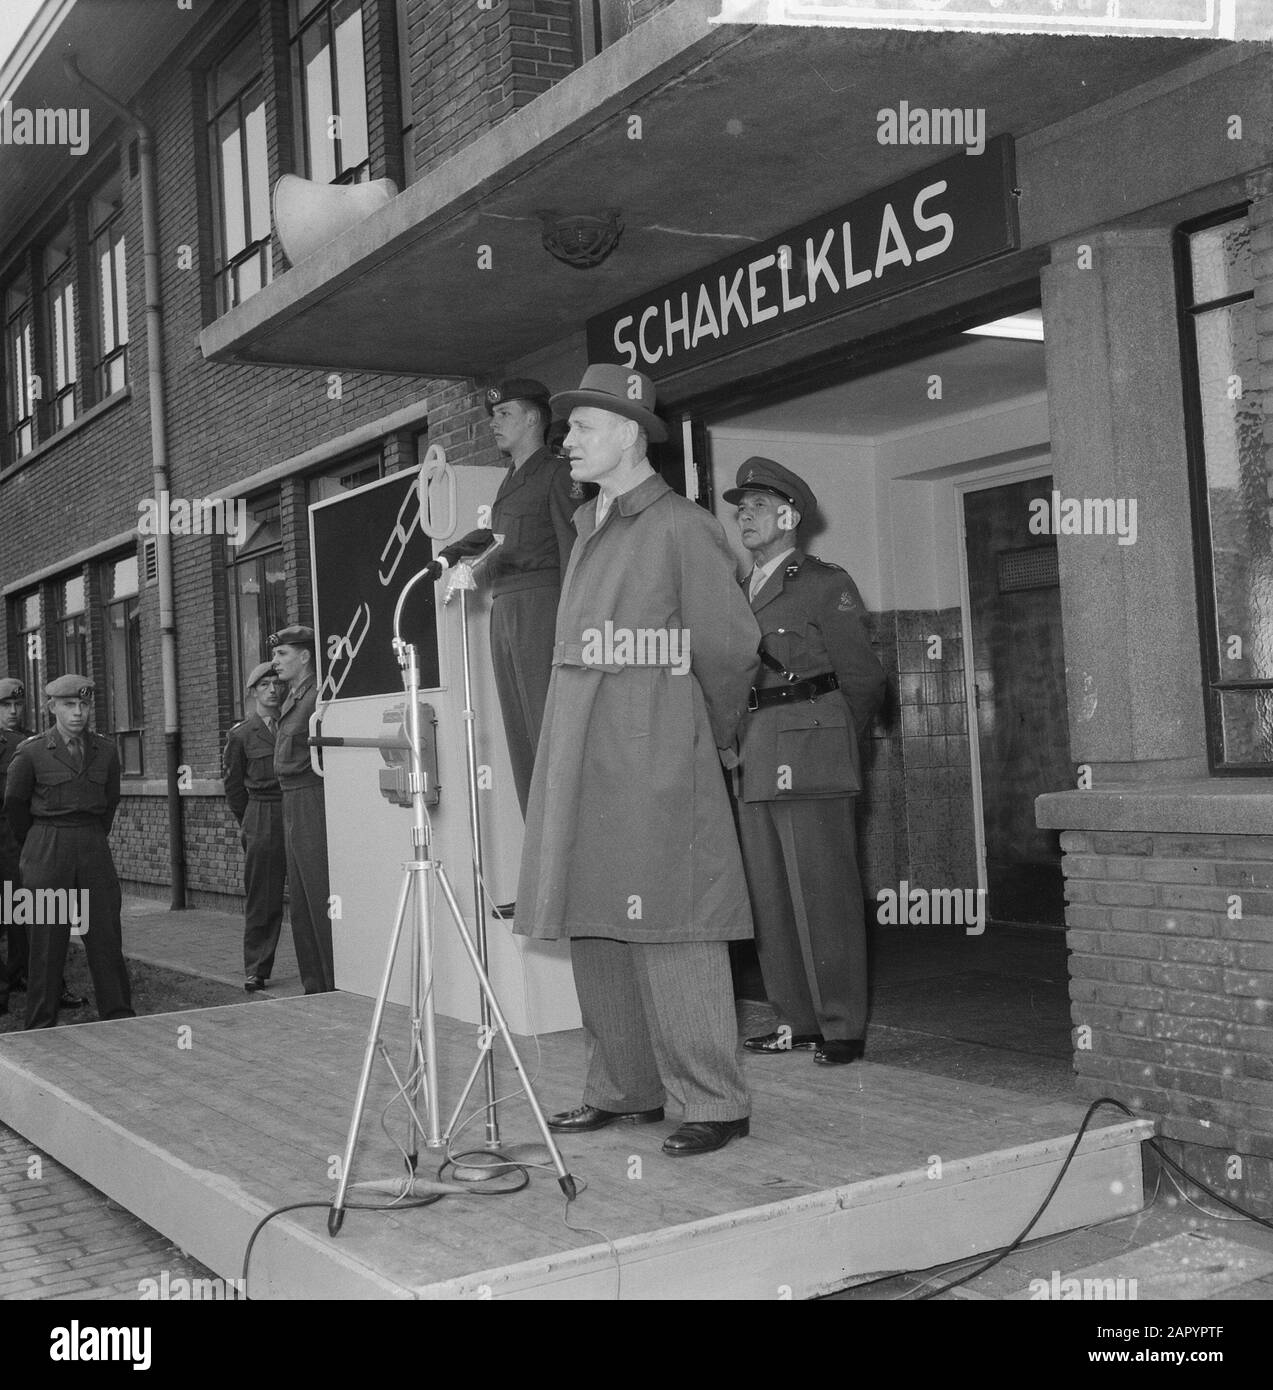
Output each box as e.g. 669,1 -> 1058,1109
570,480 -> 584,499
838,588 -> 859,612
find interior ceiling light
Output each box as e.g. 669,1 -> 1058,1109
540,210 -> 624,269
962,309 -> 1045,342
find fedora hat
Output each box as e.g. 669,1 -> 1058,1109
550,364 -> 667,443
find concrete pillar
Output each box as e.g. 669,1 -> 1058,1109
1040,228 -> 1207,782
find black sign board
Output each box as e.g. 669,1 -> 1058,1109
310,470 -> 441,701
587,135 -> 1019,377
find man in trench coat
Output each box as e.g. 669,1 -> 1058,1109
515,364 -> 762,1157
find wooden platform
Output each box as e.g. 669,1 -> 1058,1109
0,994 -> 1152,1299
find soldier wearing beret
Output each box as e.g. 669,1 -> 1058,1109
727,459 -> 886,1066
3,675 -> 134,1029
270,626 -> 334,994
223,662 -> 286,992
0,676 -> 33,1013
439,380 -> 590,826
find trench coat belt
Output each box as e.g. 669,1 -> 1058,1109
552,640 -> 682,674
747,670 -> 840,711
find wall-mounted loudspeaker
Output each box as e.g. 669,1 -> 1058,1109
272,174 -> 398,266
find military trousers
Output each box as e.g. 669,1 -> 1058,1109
0,820 -> 23,1003
571,937 -> 749,1122
737,796 -> 868,1042
282,784 -> 334,994
20,822 -> 134,1029
489,586 -> 559,817
242,796 -> 285,980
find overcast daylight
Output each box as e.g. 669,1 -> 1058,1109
0,0 -> 1272,1356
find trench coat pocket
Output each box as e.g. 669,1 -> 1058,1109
772,704 -> 860,797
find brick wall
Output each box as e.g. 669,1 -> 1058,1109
1,0 -> 615,900
1063,829 -> 1273,1189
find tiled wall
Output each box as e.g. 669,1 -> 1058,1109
860,606 -> 978,908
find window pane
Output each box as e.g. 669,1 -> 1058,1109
62,576 -> 86,615
114,236 -> 128,344
243,86 -> 271,245
1190,220 -> 1253,304
218,111 -> 248,261
212,27 -> 261,115
1194,304 -> 1268,682
302,18 -> 337,183
333,0 -> 368,173
98,241 -> 117,353
1219,689 -> 1273,766
292,0 -> 324,27
109,555 -> 140,599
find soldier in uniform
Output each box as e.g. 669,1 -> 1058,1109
223,662 -> 285,992
0,676 -> 33,1014
726,459 -> 887,1066
435,380 -> 587,825
3,675 -> 135,1030
270,626 -> 334,995
484,378 -> 588,819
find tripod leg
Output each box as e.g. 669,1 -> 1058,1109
329,869 -> 416,1236
431,865 -> 577,1199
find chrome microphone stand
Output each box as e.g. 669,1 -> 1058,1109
327,546 -> 575,1236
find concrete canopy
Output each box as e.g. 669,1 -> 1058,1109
199,10 -> 1231,380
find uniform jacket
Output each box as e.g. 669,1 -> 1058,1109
222,712 -> 282,822
738,549 -> 886,803
275,673 -> 321,791
488,445 -> 588,596
3,728 -> 121,842
0,724 -> 33,857
515,471 -> 761,944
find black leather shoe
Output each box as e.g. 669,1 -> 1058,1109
58,990 -> 89,1009
244,976 -> 268,992
491,902 -> 516,919
547,1103 -> 664,1133
743,1030 -> 822,1053
662,1118 -> 750,1156
814,1039 -> 865,1066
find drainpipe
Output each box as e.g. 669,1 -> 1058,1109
64,55 -> 186,909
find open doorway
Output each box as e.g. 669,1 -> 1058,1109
691,303 -> 1075,1078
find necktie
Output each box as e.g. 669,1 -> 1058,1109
68,737 -> 83,770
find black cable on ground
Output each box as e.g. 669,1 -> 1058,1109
915,1095 -> 1273,1300
239,1193 -> 444,1299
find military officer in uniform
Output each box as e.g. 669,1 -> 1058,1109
223,662 -> 286,992
270,626 -> 334,994
727,459 -> 886,1066
0,676 -> 33,1014
4,675 -> 135,1030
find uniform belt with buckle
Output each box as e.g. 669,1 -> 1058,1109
747,671 -> 839,711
